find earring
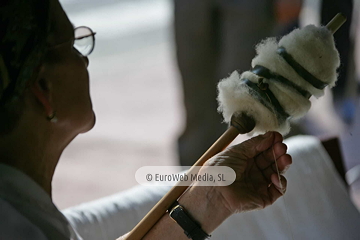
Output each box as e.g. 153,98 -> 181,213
30,86 -> 58,123
47,111 -> 58,123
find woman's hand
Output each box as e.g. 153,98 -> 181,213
203,131 -> 292,214
121,132 -> 292,239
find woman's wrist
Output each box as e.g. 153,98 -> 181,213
141,184 -> 233,240
178,184 -> 233,234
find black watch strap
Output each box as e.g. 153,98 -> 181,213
168,201 -> 211,240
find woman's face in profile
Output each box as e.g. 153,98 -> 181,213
44,0 -> 95,134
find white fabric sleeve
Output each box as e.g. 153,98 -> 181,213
63,135 -> 360,240
63,184 -> 171,240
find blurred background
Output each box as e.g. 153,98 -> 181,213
53,0 -> 183,209
53,0 -> 360,210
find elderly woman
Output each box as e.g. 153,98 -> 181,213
0,0 -> 292,239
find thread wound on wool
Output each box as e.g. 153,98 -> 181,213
217,25 -> 340,135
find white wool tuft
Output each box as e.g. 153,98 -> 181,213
252,37 -> 325,97
218,24 -> 339,135
240,71 -> 311,118
217,71 -> 290,135
279,25 -> 340,89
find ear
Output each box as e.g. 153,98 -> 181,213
30,69 -> 54,118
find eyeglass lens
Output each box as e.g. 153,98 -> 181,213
74,27 -> 95,57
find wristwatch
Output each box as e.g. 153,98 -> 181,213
168,201 -> 211,240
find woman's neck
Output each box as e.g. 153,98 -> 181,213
0,118 -> 72,197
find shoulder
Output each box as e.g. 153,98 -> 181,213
0,198 -> 48,240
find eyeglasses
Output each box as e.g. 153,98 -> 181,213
74,26 -> 96,57
48,26 -> 96,57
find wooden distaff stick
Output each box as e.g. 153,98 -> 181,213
124,13 -> 346,240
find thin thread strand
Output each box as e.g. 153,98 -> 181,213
272,146 -> 282,189
272,143 -> 294,240
282,190 -> 295,240
264,86 -> 294,240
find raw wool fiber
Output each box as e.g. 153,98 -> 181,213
279,25 -> 340,92
217,25 -> 340,135
217,71 -> 291,135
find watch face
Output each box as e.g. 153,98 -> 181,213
169,205 -> 181,222
170,205 -> 182,215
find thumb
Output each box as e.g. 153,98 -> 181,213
234,131 -> 277,159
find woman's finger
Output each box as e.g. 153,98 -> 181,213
271,174 -> 287,194
259,154 -> 291,181
267,175 -> 287,205
228,132 -> 283,160
255,142 -> 288,170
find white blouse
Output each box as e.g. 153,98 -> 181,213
0,164 -> 82,240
